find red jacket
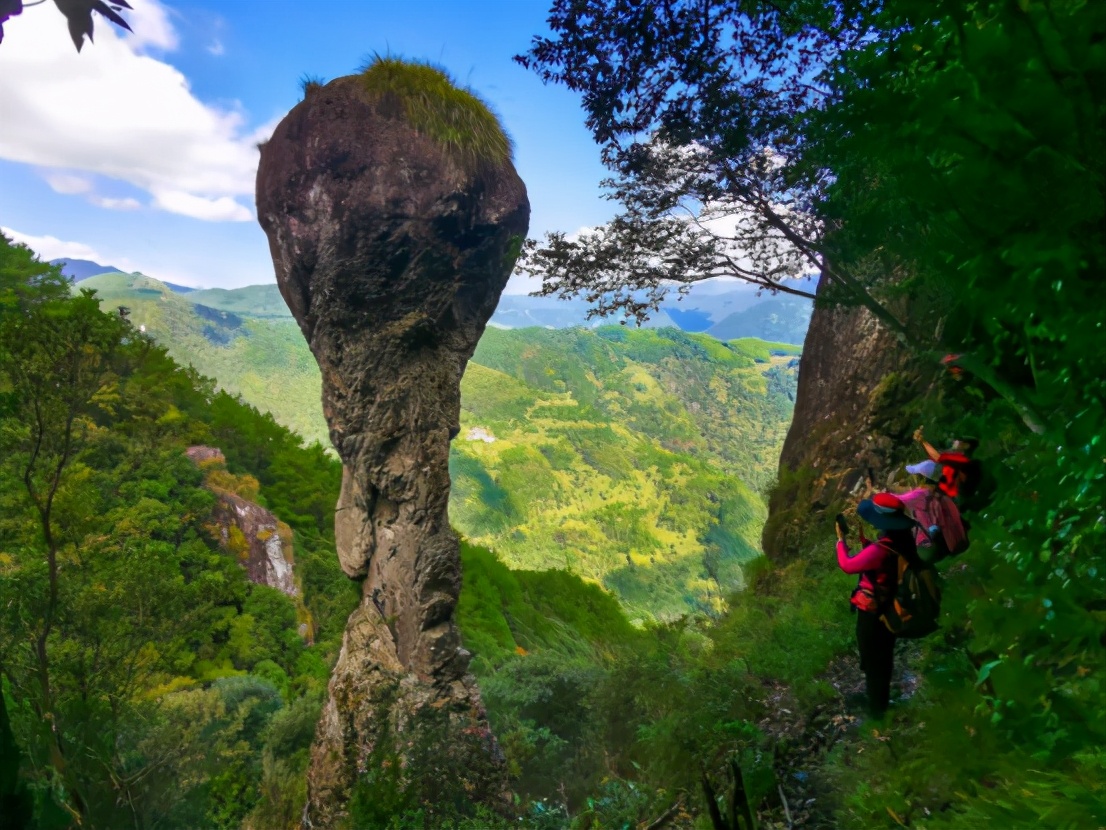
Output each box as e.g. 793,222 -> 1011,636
937,451 -> 972,499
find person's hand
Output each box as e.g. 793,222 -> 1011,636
835,521 -> 844,541
913,425 -> 925,443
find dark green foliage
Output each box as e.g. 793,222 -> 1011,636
456,541 -> 637,671
347,686 -> 510,830
78,272 -> 331,447
0,232 -> 358,827
0,683 -> 33,830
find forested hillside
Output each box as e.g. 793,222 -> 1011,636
0,238 -> 354,827
78,272 -> 799,619
510,0 -> 1106,827
78,272 -> 326,444
5,235 -> 794,828
453,327 -> 799,620
3,0 -> 1100,825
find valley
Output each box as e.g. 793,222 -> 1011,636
76,270 -> 800,619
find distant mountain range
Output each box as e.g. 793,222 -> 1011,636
70,269 -> 811,446
62,257 -> 813,344
489,277 -> 813,344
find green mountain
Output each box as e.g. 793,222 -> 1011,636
452,327 -> 798,620
187,283 -> 291,318
707,295 -> 813,345
78,272 -> 326,444
79,273 -> 799,619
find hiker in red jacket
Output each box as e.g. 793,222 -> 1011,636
836,493 -> 918,717
913,426 -> 981,504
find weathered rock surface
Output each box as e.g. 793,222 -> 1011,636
185,445 -> 226,466
210,491 -> 298,597
256,73 -> 528,825
762,275 -> 938,560
186,445 -> 298,597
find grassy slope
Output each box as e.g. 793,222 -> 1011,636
186,284 -> 291,318
80,274 -> 797,620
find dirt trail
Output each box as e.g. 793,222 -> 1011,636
753,642 -> 923,829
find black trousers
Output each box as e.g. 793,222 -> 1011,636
856,610 -> 896,715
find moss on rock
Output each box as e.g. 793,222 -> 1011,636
359,56 -> 512,168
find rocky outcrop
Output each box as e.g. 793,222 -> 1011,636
210,492 -> 297,597
186,445 -> 298,598
256,67 -> 528,825
185,445 -> 225,466
762,276 -> 938,561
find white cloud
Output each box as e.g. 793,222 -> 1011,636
207,39 -> 225,56
123,0 -> 179,52
1,225 -> 208,287
43,170 -> 143,210
92,196 -> 142,211
0,1 -> 261,222
45,172 -> 94,194
152,190 -> 251,222
2,225 -> 106,262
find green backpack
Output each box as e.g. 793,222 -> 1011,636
880,546 -> 942,638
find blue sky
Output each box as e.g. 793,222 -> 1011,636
0,0 -> 611,290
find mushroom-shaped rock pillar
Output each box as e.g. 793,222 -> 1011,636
256,61 -> 528,826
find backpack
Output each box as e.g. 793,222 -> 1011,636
919,491 -> 970,562
880,543 -> 942,638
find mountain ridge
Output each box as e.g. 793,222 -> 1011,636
97,269 -> 813,344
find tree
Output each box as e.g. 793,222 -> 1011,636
0,234 -> 366,825
517,0 -> 1103,437
516,0 -> 876,313
521,5 -> 1106,822
0,263 -> 130,819
0,0 -> 132,52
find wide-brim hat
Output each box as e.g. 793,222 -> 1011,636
906,460 -> 942,483
858,492 -> 916,530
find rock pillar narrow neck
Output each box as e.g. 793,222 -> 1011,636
256,69 -> 528,825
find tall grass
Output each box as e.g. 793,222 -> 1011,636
359,56 -> 512,168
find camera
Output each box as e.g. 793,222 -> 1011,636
835,512 -> 848,536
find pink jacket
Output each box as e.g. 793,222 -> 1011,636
899,486 -> 966,555
837,539 -> 897,612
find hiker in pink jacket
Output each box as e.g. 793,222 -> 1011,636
898,460 -> 968,561
836,493 -> 918,716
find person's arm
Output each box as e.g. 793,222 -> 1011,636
837,539 -> 887,574
914,426 -> 941,462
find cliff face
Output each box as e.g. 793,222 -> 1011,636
762,275 -> 936,560
186,445 -> 298,598
210,492 -> 297,597
255,70 -> 528,825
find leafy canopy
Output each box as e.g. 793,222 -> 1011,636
516,0 -> 877,316
0,0 -> 133,52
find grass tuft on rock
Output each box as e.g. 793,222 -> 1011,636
359,55 -> 512,168
299,73 -> 326,97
